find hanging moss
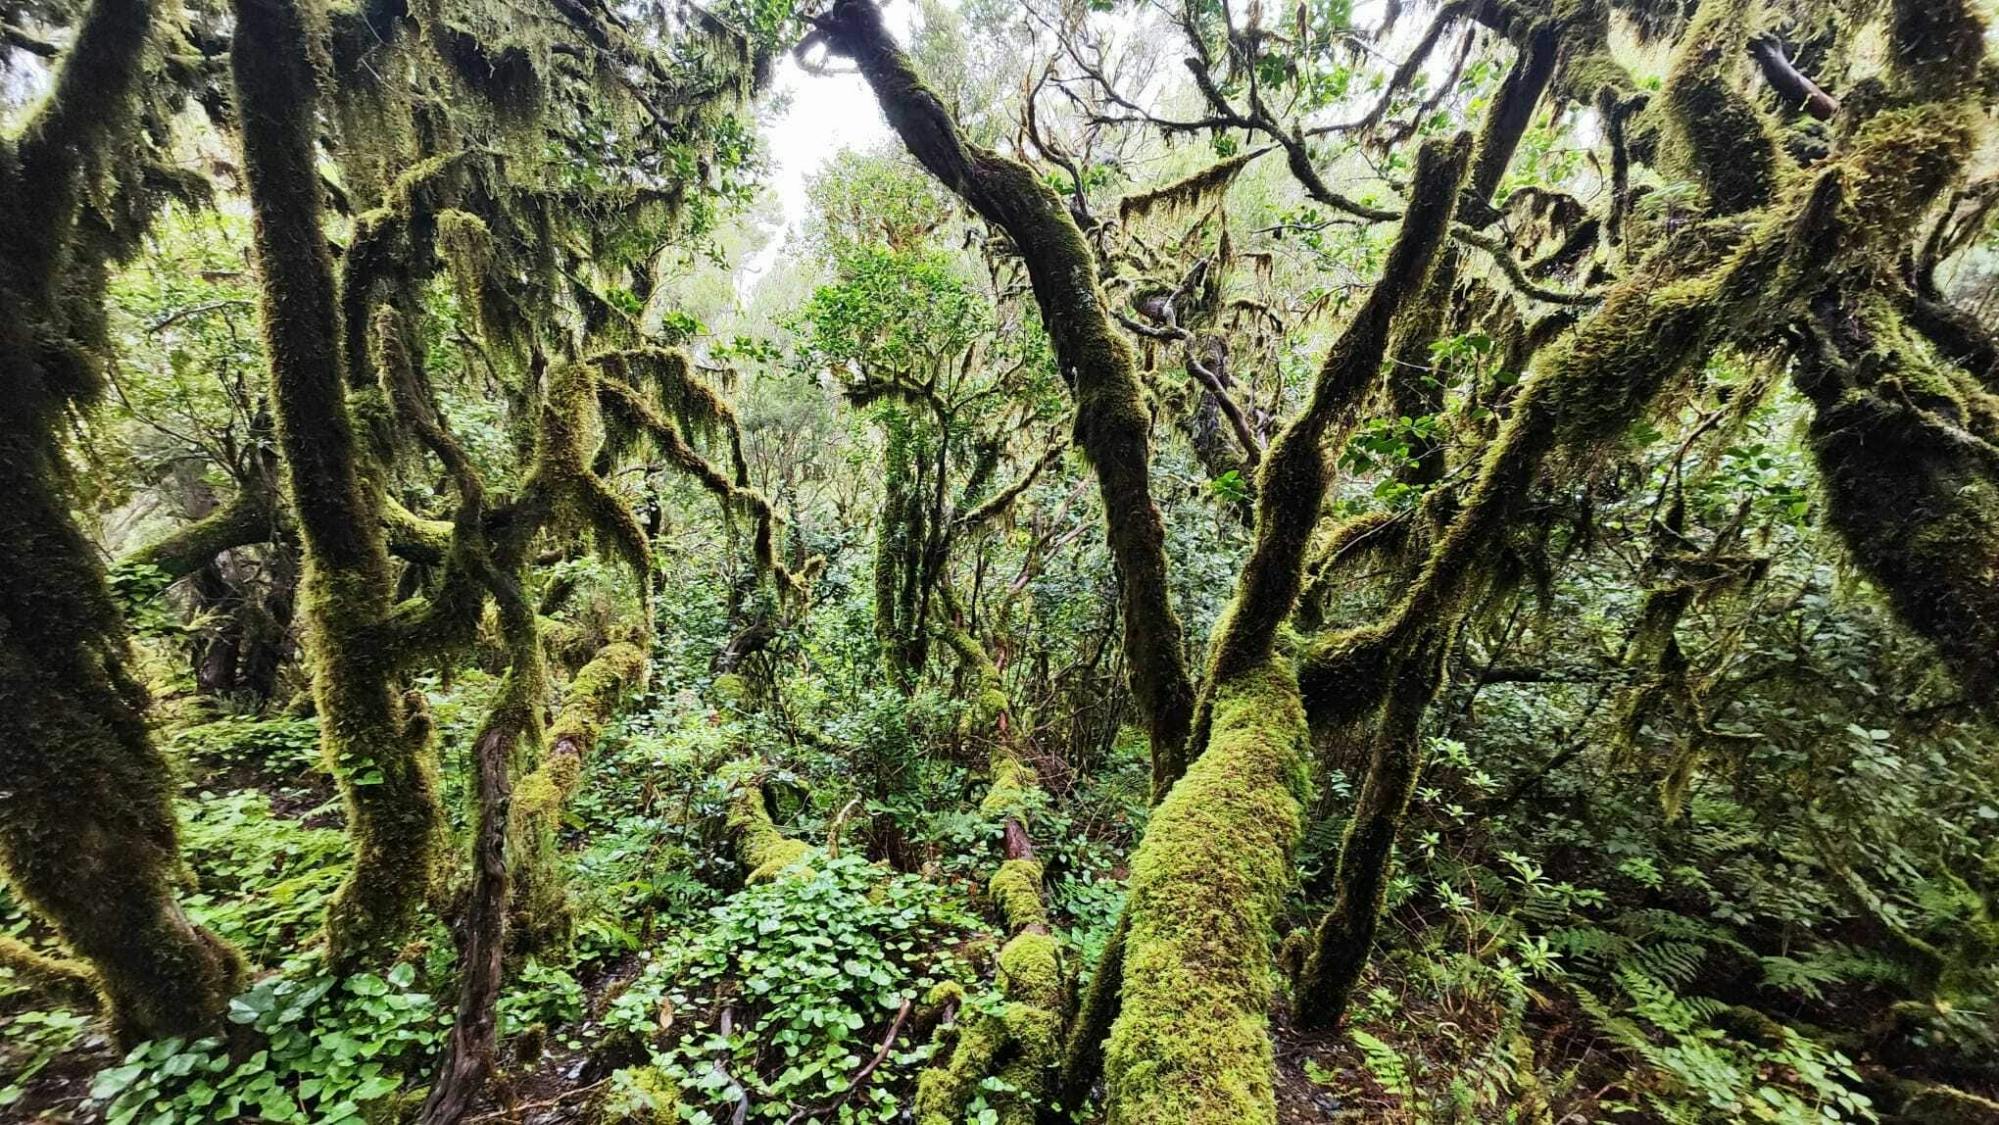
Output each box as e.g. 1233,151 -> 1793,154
592,371 -> 814,604
1118,147 -> 1269,225
234,0 -> 445,970
429,22 -> 543,119
1654,0 -> 1783,215
1103,661 -> 1311,1124
0,0 -> 245,1045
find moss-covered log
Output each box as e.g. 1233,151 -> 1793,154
1101,661 -> 1311,1124
727,765 -> 816,883
511,641 -> 647,950
0,0 -> 244,1044
916,595 -> 1066,1125
232,0 -> 443,969
821,0 -> 1197,795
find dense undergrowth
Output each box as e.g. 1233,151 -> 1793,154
7,418 -> 1996,1122
5,0 -> 1999,1121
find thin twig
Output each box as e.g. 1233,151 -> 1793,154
783,997 -> 916,1125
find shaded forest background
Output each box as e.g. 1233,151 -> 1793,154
3,0 -> 1999,1122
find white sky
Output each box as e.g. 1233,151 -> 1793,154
735,3 -> 916,287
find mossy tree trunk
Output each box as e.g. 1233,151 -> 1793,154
821,0 -> 1198,795
0,0 -> 243,1044
1101,663 -> 1311,1125
231,0 -> 444,970
1292,0 -> 1991,1029
423,603 -> 543,1125
873,406 -> 931,687
1093,136 -> 1469,1120
1294,635 -> 1444,1025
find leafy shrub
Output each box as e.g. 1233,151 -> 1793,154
89,963 -> 446,1125
603,854 -> 984,1123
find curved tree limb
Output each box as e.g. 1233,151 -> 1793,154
818,0 -> 1197,794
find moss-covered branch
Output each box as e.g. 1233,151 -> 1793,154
1290,0 -> 1987,1028
1199,135 -> 1470,714
821,0 -> 1197,794
511,640 -> 647,950
1294,635 -> 1444,1025
233,0 -> 443,969
122,487 -> 279,581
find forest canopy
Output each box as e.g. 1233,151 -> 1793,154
3,0 -> 1999,1122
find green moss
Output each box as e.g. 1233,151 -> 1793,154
1102,661 -> 1311,1124
978,752 -> 1039,825
512,641 -> 647,950
711,672 -> 751,708
597,1064 -> 681,1124
726,772 -> 815,884
1654,0 -> 1782,215
917,929 -> 1066,1125
913,1010 -> 1002,1125
1511,0 -> 1636,124
0,0 -> 249,1046
988,859 -> 1050,933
